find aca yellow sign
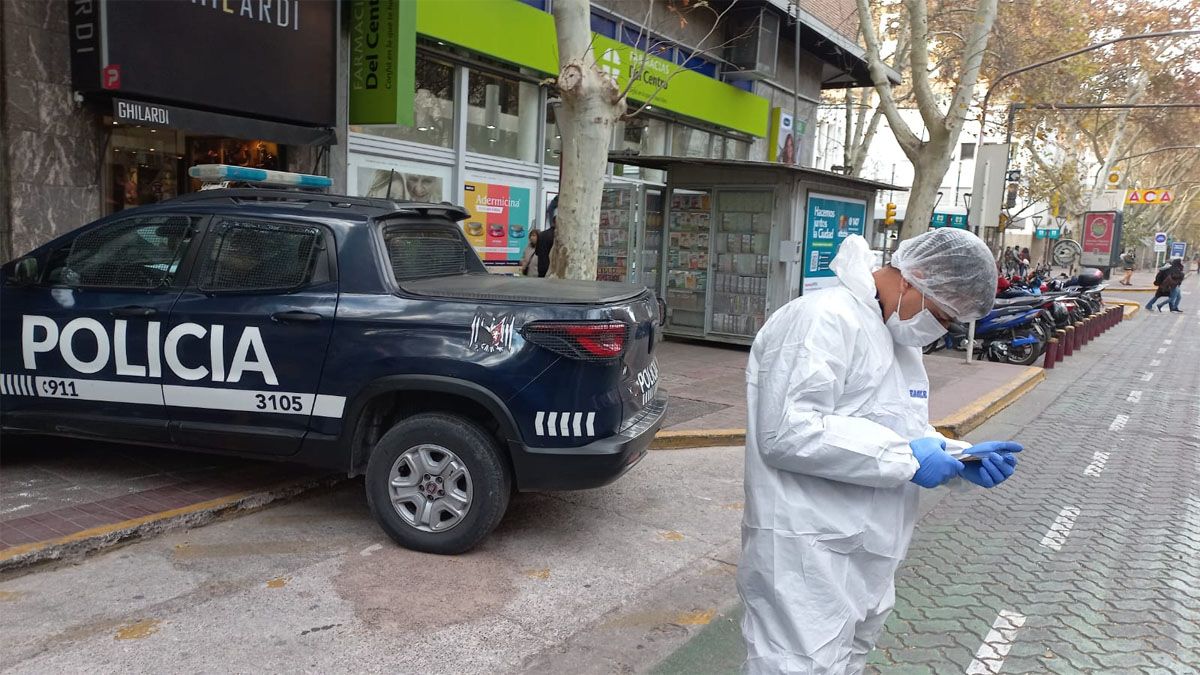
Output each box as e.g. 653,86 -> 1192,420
1125,188 -> 1173,205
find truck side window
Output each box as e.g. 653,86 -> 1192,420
46,216 -> 197,288
383,225 -> 484,281
198,220 -> 326,292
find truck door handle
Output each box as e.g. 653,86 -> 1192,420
270,311 -> 322,323
111,306 -> 158,318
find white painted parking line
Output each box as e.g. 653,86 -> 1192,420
1108,414 -> 1129,431
1151,359 -> 1162,367
965,609 -> 1027,675
1127,391 -> 1142,403
1084,452 -> 1110,477
1040,506 -> 1081,551
1142,372 -> 1155,382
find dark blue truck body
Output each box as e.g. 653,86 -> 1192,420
0,188 -> 668,506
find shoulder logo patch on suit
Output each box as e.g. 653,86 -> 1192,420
470,311 -> 515,353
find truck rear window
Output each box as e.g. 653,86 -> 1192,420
383,224 -> 485,281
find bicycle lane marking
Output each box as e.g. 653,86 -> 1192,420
964,610 -> 1027,675
1039,506 -> 1081,552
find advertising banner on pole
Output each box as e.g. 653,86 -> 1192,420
1081,211 -> 1122,267
803,193 -> 867,293
463,181 -> 530,266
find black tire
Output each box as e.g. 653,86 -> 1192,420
1004,332 -> 1043,366
364,413 -> 511,555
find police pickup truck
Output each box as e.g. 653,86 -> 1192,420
0,166 -> 667,554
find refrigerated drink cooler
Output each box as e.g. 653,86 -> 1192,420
606,156 -> 899,345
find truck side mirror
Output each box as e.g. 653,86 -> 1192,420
12,257 -> 39,286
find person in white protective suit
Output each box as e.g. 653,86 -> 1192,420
739,228 -> 1023,674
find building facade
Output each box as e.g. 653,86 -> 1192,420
1,0 -> 889,262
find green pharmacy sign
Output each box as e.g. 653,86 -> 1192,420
350,0 -> 416,126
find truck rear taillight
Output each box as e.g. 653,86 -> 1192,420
522,321 -> 629,361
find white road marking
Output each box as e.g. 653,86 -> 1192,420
1164,339 -> 1173,344
1150,359 -> 1162,367
965,610 -> 1027,675
1108,414 -> 1129,431
359,544 -> 383,557
1142,371 -> 1155,382
1040,506 -> 1081,551
1127,391 -> 1142,403
1158,347 -> 1168,354
1084,452 -> 1110,477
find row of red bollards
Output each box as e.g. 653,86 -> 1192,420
1043,305 -> 1125,369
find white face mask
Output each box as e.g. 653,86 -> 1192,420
886,286 -> 947,347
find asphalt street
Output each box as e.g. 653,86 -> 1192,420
0,445 -> 745,674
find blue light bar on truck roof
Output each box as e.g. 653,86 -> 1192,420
188,164 -> 333,189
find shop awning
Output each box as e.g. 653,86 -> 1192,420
608,155 -> 908,192
764,0 -> 902,90
112,99 -> 336,146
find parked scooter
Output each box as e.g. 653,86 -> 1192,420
925,305 -> 1046,365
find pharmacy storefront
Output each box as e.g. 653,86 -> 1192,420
347,0 -> 770,271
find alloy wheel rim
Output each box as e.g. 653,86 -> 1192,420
388,444 -> 473,533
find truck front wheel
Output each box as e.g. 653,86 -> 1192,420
364,413 -> 511,554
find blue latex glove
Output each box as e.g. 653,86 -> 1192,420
909,437 -> 964,489
959,451 -> 1018,488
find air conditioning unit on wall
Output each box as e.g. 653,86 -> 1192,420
723,8 -> 780,81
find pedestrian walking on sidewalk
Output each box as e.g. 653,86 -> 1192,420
520,230 -> 539,276
534,196 -> 558,278
739,229 -> 1023,674
1147,259 -> 1184,312
1119,249 -> 1136,286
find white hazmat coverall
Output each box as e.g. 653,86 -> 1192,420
739,235 -> 968,674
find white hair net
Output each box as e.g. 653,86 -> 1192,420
891,228 -> 997,321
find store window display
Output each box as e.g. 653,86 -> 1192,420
467,69 -> 539,162
105,124 -> 281,214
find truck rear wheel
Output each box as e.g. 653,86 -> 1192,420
364,413 -> 511,555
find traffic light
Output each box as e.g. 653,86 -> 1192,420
998,213 -> 1009,232
1005,182 -> 1019,209
884,202 -> 897,226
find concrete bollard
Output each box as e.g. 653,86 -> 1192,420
1074,321 -> 1085,350
1064,326 -> 1075,356
1055,329 -> 1067,362
1043,337 -> 1058,369
1081,319 -> 1091,345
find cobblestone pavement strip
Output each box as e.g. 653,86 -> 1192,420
869,300 -> 1200,674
